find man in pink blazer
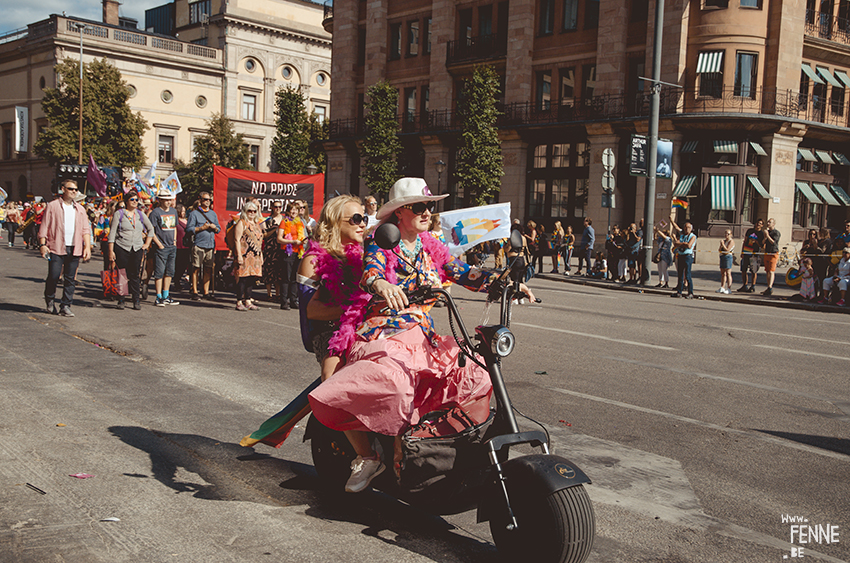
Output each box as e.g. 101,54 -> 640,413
38,180 -> 92,316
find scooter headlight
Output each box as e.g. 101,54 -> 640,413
491,327 -> 515,357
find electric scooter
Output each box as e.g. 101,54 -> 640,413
305,224 -> 595,563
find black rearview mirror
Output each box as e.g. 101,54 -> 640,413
510,229 -> 524,251
374,223 -> 401,250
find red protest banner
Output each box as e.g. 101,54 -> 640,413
212,166 -> 324,250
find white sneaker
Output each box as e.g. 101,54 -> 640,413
344,456 -> 385,493
715,287 -> 725,293
723,288 -> 731,294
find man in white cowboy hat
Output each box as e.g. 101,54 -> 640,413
149,187 -> 180,306
375,177 -> 447,224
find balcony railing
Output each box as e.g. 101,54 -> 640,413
805,9 -> 850,45
322,1 -> 333,34
446,33 -> 507,65
328,86 -> 850,140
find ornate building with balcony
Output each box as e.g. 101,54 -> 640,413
0,0 -> 330,200
325,0 -> 850,255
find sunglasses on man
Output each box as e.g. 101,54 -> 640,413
401,201 -> 436,215
64,186 -> 79,192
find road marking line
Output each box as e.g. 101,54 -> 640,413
752,344 -> 850,361
513,322 -> 676,351
604,356 -> 850,411
742,311 -> 850,326
548,386 -> 850,462
257,320 -> 299,330
725,326 -> 850,346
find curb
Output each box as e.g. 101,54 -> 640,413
534,273 -> 850,315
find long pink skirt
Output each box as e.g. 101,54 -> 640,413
308,327 -> 493,436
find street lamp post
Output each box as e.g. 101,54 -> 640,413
306,163 -> 318,175
71,23 -> 90,165
435,159 -> 445,195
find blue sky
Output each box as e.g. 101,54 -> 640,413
1,1 -> 174,35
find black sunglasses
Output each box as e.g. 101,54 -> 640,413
201,197 -> 211,202
346,213 -> 367,226
64,186 -> 79,192
402,201 -> 436,215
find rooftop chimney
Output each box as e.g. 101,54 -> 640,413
103,0 -> 120,26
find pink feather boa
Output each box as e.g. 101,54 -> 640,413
311,243 -> 371,357
381,232 -> 452,285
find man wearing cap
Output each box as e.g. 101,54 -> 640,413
38,180 -> 92,316
149,192 -> 180,306
186,191 -> 221,300
821,247 -> 850,305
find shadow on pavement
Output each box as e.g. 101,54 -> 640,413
756,429 -> 850,456
0,302 -> 49,313
109,425 -> 496,561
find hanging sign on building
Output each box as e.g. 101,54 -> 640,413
212,166 -> 324,251
629,135 -> 673,179
14,106 -> 28,153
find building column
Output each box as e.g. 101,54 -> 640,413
330,0 -> 358,121
364,0 -> 387,91
504,0 -> 534,105
429,0 -> 456,111
595,0 -> 629,96
499,134 -> 528,222
760,126 -> 805,243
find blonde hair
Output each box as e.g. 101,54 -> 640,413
315,195 -> 363,256
553,221 -> 564,236
239,200 -> 259,222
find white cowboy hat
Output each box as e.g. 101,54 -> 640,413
376,177 -> 448,221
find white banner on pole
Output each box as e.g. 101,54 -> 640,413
14,106 -> 28,153
438,202 -> 511,256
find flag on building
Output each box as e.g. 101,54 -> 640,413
438,202 -> 511,256
672,197 -> 689,210
86,155 -> 107,198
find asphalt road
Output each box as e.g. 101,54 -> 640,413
0,245 -> 848,563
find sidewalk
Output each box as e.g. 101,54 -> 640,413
532,259 -> 850,314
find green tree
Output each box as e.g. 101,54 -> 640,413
455,65 -> 503,206
306,112 -> 329,174
271,86 -> 310,174
174,113 -> 251,204
35,58 -> 148,168
360,81 -> 401,197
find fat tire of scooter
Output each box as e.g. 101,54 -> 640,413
307,415 -> 358,492
489,484 -> 594,563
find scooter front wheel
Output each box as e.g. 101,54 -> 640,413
489,484 -> 594,563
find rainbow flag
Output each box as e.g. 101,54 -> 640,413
672,198 -> 689,210
240,378 -> 321,448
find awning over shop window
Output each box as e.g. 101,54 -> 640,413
836,70 -> 850,89
747,176 -> 770,199
749,141 -> 768,156
831,185 -> 850,205
813,183 -> 841,205
710,175 -> 736,211
681,141 -> 699,153
672,175 -> 698,197
798,148 -> 817,162
802,63 -> 825,85
714,140 -> 739,154
833,152 -> 850,165
796,181 -> 823,204
697,51 -> 724,74
816,150 -> 836,164
818,67 -> 843,88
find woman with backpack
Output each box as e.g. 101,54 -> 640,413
107,190 -> 154,310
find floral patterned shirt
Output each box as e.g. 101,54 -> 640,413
356,234 -> 500,345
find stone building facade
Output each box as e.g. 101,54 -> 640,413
0,0 -> 331,200
325,0 -> 850,258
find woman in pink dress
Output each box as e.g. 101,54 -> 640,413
309,178 -> 534,493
